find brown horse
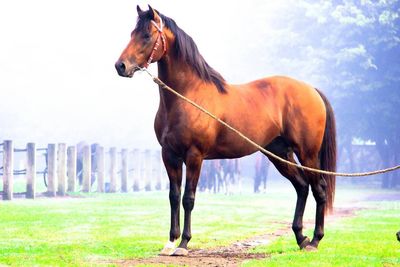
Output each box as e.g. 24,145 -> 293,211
115,5 -> 336,255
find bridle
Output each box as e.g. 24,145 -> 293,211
143,17 -> 167,69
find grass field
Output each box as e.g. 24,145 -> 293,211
0,185 -> 399,266
245,205 -> 400,267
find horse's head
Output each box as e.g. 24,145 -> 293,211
115,5 -> 167,77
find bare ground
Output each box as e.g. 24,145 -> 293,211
97,207 -> 358,267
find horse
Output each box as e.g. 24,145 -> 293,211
254,153 -> 270,193
208,160 -> 223,193
221,159 -> 238,195
115,5 -> 336,255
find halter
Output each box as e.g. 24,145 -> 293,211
143,17 -> 167,69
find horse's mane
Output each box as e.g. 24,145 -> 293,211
136,11 -> 227,93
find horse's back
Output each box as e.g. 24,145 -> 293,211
246,75 -> 323,103
231,75 -> 326,126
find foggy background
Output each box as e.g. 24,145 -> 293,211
0,1 -> 399,189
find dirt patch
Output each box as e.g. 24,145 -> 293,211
98,207 -> 357,267
111,252 -> 267,267
99,233 -> 278,267
97,229 -> 285,266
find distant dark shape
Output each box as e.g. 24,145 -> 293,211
397,231 -> 400,242
254,153 -> 270,193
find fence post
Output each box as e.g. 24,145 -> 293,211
3,140 -> 14,200
57,143 -> 67,196
47,144 -> 57,197
140,150 -> 146,191
26,142 -> 36,199
145,149 -> 152,191
155,150 -> 162,190
109,147 -> 117,193
96,146 -> 105,193
121,149 -> 128,193
82,145 -> 91,192
67,146 -> 77,192
132,149 -> 140,191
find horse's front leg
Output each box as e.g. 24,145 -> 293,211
173,148 -> 203,256
159,148 -> 183,256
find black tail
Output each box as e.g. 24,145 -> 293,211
316,89 -> 337,214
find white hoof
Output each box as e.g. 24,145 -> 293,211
172,247 -> 189,256
304,245 -> 318,252
159,241 -> 176,256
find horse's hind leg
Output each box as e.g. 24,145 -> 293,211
264,138 -> 310,249
301,156 -> 327,249
310,179 -> 326,249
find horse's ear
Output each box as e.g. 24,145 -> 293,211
148,5 -> 160,22
137,5 -> 144,16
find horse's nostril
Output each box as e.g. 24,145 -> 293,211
115,61 -> 126,75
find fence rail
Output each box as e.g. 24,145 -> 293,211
0,140 -> 166,201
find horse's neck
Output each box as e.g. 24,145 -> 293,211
157,55 -> 201,110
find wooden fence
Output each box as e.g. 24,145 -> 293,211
0,140 -> 167,200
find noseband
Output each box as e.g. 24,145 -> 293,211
143,17 -> 167,68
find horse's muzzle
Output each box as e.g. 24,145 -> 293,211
115,60 -> 130,77
115,60 -> 140,78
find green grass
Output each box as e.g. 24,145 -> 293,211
0,188 -> 297,266
0,186 -> 398,266
245,202 -> 400,267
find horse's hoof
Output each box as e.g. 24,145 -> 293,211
159,246 -> 175,256
172,247 -> 189,256
304,245 -> 318,252
159,247 -> 175,256
159,241 -> 176,256
299,237 -> 311,249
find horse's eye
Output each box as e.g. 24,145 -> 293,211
143,33 -> 151,40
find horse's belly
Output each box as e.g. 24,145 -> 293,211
206,125 -> 279,159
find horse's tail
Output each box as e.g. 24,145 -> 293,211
316,89 -> 337,215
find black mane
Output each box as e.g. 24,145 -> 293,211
136,10 -> 227,93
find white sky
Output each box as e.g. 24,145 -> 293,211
0,1 -> 285,149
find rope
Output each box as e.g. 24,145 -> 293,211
140,68 -> 400,177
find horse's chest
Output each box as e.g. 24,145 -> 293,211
155,111 -> 211,154
157,126 -> 192,156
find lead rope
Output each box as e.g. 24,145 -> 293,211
139,68 -> 400,177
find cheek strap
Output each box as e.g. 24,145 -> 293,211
144,18 -> 167,68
